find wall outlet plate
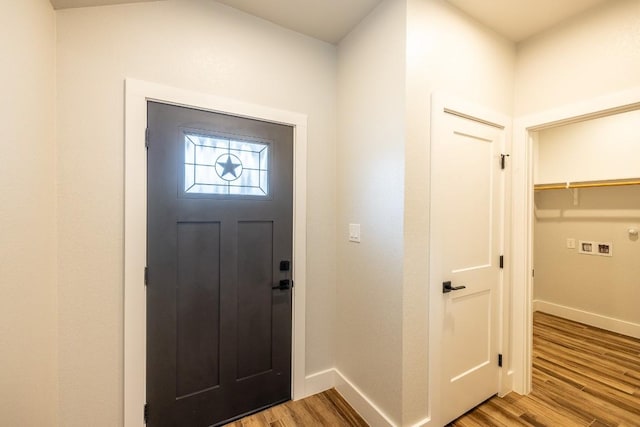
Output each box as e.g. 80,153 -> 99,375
578,240 -> 594,254
578,240 -> 612,257
596,242 -> 612,256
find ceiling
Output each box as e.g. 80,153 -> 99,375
446,0 -> 610,42
50,0 -> 158,9
49,0 -> 610,44
214,0 -> 383,44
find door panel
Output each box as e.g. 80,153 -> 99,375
442,126 -> 494,270
431,107 -> 504,426
446,290 -> 492,381
237,221 -> 274,380
147,102 -> 293,426
176,221 -> 221,398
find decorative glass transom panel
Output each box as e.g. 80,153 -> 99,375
184,134 -> 269,196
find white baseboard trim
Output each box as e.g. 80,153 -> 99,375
333,369 -> 399,427
303,368 -> 335,398
498,369 -> 514,398
408,416 -> 432,427
534,300 -> 640,339
304,368 -> 431,427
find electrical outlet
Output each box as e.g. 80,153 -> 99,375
566,238 -> 576,249
578,240 -> 612,257
579,240 -> 594,254
597,243 -> 612,256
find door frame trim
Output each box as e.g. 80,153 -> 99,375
428,93 -> 511,426
511,86 -> 640,395
123,78 -> 308,427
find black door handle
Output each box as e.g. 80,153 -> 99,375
443,281 -> 466,293
272,279 -> 292,290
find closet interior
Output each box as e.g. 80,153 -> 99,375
532,108 -> 640,338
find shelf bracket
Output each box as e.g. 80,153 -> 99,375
570,186 -> 579,206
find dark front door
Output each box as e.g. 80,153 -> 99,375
146,101 -> 293,426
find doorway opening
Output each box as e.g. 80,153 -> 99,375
510,87 -> 640,396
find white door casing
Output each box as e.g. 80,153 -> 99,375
429,94 -> 508,426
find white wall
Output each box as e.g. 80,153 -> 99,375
336,0 -> 406,423
403,0 -> 514,423
515,0 -> 640,116
534,186 -> 640,332
56,1 -> 337,425
0,0 -> 58,425
335,0 -> 515,424
535,109 -> 640,184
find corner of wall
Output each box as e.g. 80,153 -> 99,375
335,0 -> 406,423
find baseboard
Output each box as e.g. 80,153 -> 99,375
303,368 -> 335,398
499,369 -> 514,398
333,369 -> 399,427
408,415 -> 432,427
304,368 -> 432,427
304,368 -> 397,426
534,300 -> 640,339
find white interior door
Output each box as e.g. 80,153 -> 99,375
430,99 -> 505,426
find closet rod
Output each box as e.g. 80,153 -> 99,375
534,180 -> 640,191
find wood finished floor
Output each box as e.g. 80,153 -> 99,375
452,312 -> 640,426
223,388 -> 368,427
229,312 -> 640,426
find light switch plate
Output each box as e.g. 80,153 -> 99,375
566,238 -> 576,249
349,223 -> 361,243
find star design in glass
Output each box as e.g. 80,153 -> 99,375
216,154 -> 243,181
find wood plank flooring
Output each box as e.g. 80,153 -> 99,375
223,388 -> 368,427
452,312 -> 640,426
229,312 -> 640,426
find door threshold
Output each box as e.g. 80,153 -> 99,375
211,397 -> 291,427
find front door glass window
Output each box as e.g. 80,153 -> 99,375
184,133 -> 269,196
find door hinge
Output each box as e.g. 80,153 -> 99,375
500,154 -> 510,170
498,354 -> 503,367
499,255 -> 504,269
532,269 -> 535,278
144,403 -> 149,424
145,128 -> 150,150
144,266 -> 149,286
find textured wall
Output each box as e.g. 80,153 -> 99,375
336,0 -> 516,424
0,0 -> 58,425
336,0 -> 406,423
403,0 -> 515,423
56,1 -> 337,425
535,110 -> 640,184
515,0 -> 640,116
